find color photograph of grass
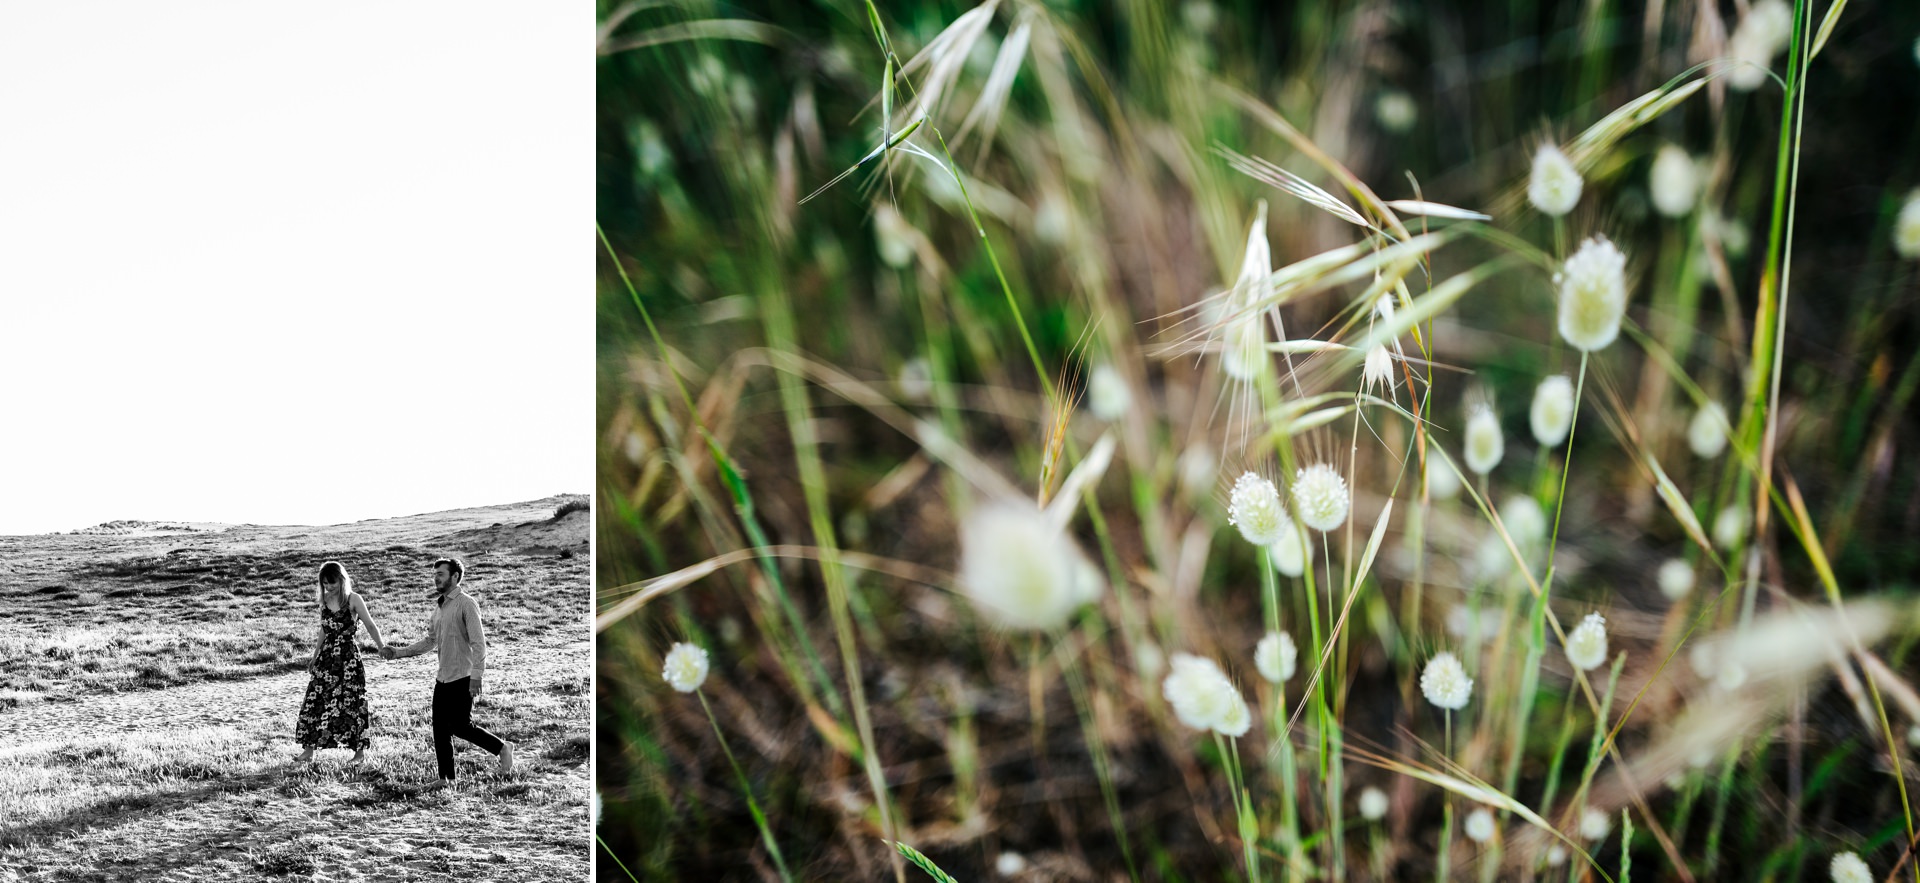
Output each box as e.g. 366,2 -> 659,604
597,1 -> 1920,879
0,497 -> 591,881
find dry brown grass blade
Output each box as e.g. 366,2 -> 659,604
596,544 -> 957,631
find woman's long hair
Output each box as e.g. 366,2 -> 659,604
317,560 -> 352,608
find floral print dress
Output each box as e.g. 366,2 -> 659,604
294,598 -> 371,749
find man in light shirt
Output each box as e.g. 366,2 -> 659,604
384,557 -> 515,787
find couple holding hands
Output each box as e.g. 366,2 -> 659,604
295,556 -> 514,788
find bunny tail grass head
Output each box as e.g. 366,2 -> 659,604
1565,612 -> 1609,672
1256,630 -> 1297,683
1162,652 -> 1252,736
1464,807 -> 1496,842
1895,189 -> 1920,260
1528,143 -> 1583,217
1579,807 -> 1612,842
1465,404 -> 1505,475
1556,236 -> 1629,352
1831,851 -> 1872,883
1421,651 -> 1473,710
1358,786 -> 1390,821
663,641 -> 711,693
958,502 -> 1102,631
1530,374 -> 1575,447
1658,558 -> 1696,600
1688,401 -> 1730,458
1087,362 -> 1131,421
1268,517 -> 1313,577
1228,471 -> 1289,547
1650,145 -> 1701,217
1292,463 -> 1351,532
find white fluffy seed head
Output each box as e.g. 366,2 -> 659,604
1464,808 -> 1496,843
663,642 -> 711,693
1500,495 -> 1549,552
996,852 -> 1029,877
1256,631 -> 1297,684
1658,558 -> 1696,601
1267,518 -> 1313,578
1087,363 -> 1130,421
1557,236 -> 1629,352
1528,144 -> 1583,217
1425,459 -> 1462,500
1530,375 -> 1576,447
1650,145 -> 1701,218
1421,651 -> 1473,710
594,790 -> 604,828
1580,807 -> 1612,842
1358,786 -> 1390,821
1229,471 -> 1288,547
1728,0 -> 1793,91
1565,613 -> 1610,672
958,502 -> 1101,631
1896,190 -> 1920,260
1292,464 -> 1351,532
1464,406 -> 1504,475
1547,845 -> 1569,867
1831,851 -> 1873,883
1688,401 -> 1729,458
1375,90 -> 1416,133
1712,505 -> 1750,551
1163,653 -> 1251,736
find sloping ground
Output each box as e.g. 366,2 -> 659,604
425,508 -> 590,556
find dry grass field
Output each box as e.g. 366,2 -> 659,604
0,496 -> 591,882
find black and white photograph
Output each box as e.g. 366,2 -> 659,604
0,4 -> 589,880
596,0 -> 1920,880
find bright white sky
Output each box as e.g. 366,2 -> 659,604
0,4 -> 585,535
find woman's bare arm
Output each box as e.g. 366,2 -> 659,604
349,593 -> 385,649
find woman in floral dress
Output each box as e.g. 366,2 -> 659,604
294,560 -> 387,764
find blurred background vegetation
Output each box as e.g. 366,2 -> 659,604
597,0 -> 1920,879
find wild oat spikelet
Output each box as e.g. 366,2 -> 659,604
1895,190 -> 1920,260
1464,808 -> 1496,843
1530,375 -> 1576,447
1087,363 -> 1131,422
1163,653 -> 1252,736
1256,631 -> 1297,684
1557,236 -> 1629,352
663,642 -> 711,693
1580,807 -> 1612,842
1650,145 -> 1701,218
1688,401 -> 1729,458
1658,558 -> 1696,601
1421,651 -> 1473,710
1831,852 -> 1872,883
1363,344 -> 1395,394
1565,613 -> 1609,672
1229,471 -> 1288,546
1268,517 -> 1313,577
1292,464 -> 1351,532
1528,144 -> 1583,217
1465,405 -> 1504,475
1359,786 -> 1390,821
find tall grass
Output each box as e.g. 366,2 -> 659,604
597,0 -> 1920,878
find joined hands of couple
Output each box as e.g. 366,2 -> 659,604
368,645 -> 485,696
